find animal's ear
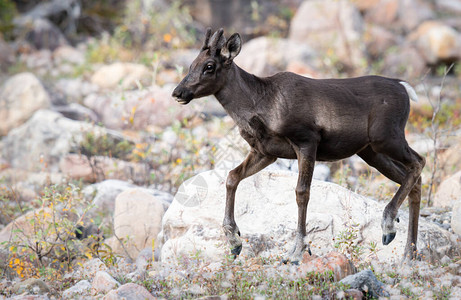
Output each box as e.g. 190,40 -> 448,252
221,33 -> 241,62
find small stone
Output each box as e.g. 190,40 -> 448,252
452,200 -> 461,235
91,271 -> 120,295
340,269 -> 389,298
62,280 -> 91,299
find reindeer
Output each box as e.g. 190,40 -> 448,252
172,28 -> 425,263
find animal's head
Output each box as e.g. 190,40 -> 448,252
172,28 -> 242,105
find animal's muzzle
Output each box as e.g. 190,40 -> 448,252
172,86 -> 194,105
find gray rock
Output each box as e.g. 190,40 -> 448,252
436,0 -> 461,14
11,278 -> 50,295
1,109 -> 114,172
0,37 -> 14,68
14,18 -> 68,50
452,200 -> 461,235
53,103 -> 99,122
54,78 -> 99,102
62,280 -> 91,299
340,269 -> 389,298
383,44 -> 427,78
289,0 -> 365,69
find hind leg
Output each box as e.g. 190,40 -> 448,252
358,145 -> 425,259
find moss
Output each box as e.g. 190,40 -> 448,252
0,0 -> 17,40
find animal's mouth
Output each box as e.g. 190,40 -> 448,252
172,90 -> 194,105
175,97 -> 191,105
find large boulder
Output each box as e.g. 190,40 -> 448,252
363,0 -> 433,31
159,169 -> 460,264
409,21 -> 461,65
234,36 -> 318,77
0,208 -> 52,244
289,0 -> 365,69
382,44 -> 427,78
1,110 -> 108,172
433,170 -> 461,208
83,85 -> 197,130
59,154 -> 150,184
439,139 -> 461,180
81,180 -> 172,234
14,17 -> 69,50
107,188 -> 167,259
83,179 -> 172,215
91,62 -> 151,90
0,72 -> 50,135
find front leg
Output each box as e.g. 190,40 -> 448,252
285,144 -> 317,264
223,149 -> 276,257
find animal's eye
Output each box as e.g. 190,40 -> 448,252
204,63 -> 215,74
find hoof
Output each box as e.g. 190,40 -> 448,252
281,258 -> 299,265
231,244 -> 242,258
382,232 -> 396,245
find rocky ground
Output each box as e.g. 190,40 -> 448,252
1,0 -> 461,299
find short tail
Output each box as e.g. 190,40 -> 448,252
399,81 -> 418,102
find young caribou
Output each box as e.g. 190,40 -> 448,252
172,29 -> 425,263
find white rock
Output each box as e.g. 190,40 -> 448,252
159,169 -> 460,264
0,72 -> 50,135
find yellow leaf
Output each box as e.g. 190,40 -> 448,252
163,33 -> 172,43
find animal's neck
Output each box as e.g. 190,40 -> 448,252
214,64 -> 268,123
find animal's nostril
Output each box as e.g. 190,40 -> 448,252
172,88 -> 181,98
